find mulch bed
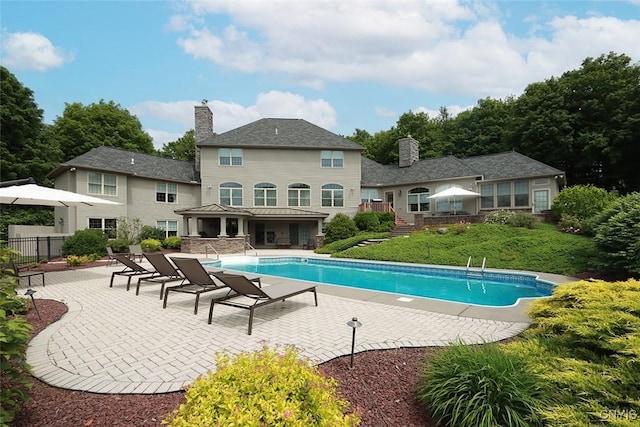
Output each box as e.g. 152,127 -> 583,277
12,260 -> 440,426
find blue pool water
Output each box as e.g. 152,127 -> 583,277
206,257 -> 554,307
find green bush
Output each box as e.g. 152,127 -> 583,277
483,210 -> 515,225
140,238 -> 162,252
506,212 -> 538,229
417,341 -> 545,427
592,192 -> 640,278
65,254 -> 98,266
163,236 -> 181,249
551,185 -> 617,224
315,232 -> 388,254
557,213 -> 583,234
376,212 -> 395,224
353,211 -> 380,231
324,213 -> 358,244
61,229 -> 108,257
108,238 -> 129,253
163,346 -> 360,426
0,250 -> 33,425
139,225 -> 166,242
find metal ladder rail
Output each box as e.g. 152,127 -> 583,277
244,241 -> 258,256
466,256 -> 487,279
205,243 -> 219,260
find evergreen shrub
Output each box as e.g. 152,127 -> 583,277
483,210 -> 515,225
163,346 -> 360,426
61,229 -> 108,257
163,236 -> 181,249
324,213 -> 358,244
140,238 -> 162,252
353,211 -> 379,231
139,225 -> 166,242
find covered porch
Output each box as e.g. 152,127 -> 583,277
175,204 -> 328,254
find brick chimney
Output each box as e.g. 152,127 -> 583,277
398,136 -> 419,168
194,100 -> 213,173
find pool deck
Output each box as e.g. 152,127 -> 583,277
22,250 -> 577,395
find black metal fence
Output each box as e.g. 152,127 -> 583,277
2,236 -> 67,264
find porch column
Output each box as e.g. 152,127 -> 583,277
237,217 -> 245,237
219,216 -> 228,237
317,219 -> 324,235
188,216 -> 199,236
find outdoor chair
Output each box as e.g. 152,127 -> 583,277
208,272 -> 318,335
164,257 -> 227,315
128,244 -> 144,263
1,261 -> 45,287
137,253 -> 184,298
109,254 -> 157,290
106,247 -> 119,267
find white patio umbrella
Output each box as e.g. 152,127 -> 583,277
0,184 -> 121,207
427,186 -> 480,214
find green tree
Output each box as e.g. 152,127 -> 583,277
158,129 -> 196,161
0,67 -> 62,184
51,100 -> 154,160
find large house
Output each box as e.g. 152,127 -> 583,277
47,102 -> 565,252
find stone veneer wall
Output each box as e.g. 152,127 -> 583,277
180,237 -> 246,254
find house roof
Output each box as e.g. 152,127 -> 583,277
175,204 -> 328,218
361,151 -> 565,187
47,146 -> 198,183
200,118 -> 364,151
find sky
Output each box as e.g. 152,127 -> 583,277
2,1 -> 639,150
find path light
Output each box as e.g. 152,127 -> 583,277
25,288 -> 41,320
346,317 -> 362,369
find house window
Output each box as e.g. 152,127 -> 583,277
322,184 -> 344,207
288,183 -> 310,207
497,183 -> 511,207
157,220 -> 178,237
480,184 -> 494,208
156,182 -> 177,203
220,182 -> 243,206
88,172 -> 116,195
408,187 -> 430,212
89,218 -> 116,238
514,181 -> 529,207
360,188 -> 379,203
219,148 -> 243,166
254,183 -> 277,207
321,151 -> 343,168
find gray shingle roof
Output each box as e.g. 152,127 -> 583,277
48,146 -> 198,183
200,118 -> 364,151
361,151 -> 564,186
174,204 -> 328,218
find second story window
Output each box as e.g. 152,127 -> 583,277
321,150 -> 343,168
220,182 -> 243,206
288,183 -> 310,207
322,184 -> 344,207
156,182 -> 177,203
219,148 -> 243,166
254,182 -> 277,207
88,172 -> 116,195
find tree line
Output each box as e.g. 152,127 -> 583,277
1,51 -> 638,195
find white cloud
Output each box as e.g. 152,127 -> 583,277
129,91 -> 337,145
415,104 -> 473,119
173,0 -> 639,99
0,31 -> 74,71
374,107 -> 397,119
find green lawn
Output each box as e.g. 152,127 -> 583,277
329,223 -> 597,276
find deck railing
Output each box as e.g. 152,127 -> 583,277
358,202 -> 400,224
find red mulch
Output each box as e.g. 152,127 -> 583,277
12,259 -> 440,427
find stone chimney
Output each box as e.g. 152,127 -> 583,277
194,100 -> 213,174
398,136 -> 419,168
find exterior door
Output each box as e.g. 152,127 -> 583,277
533,190 -> 549,214
289,224 -> 299,245
385,191 -> 394,208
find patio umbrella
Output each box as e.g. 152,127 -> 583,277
427,187 -> 480,214
0,183 -> 121,207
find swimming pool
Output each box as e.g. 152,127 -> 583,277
205,257 -> 554,307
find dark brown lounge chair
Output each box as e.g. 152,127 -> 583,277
208,273 -> 317,335
164,257 -> 226,315
137,253 -> 185,298
1,261 -> 45,287
109,254 -> 156,290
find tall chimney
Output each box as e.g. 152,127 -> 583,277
194,100 -> 213,174
398,136 -> 419,168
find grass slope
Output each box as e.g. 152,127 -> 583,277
332,223 -> 597,276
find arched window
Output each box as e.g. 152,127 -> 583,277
288,183 -> 310,207
322,184 -> 344,207
220,182 -> 243,206
254,182 -> 277,206
408,187 -> 430,212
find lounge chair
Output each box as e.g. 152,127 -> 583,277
109,254 -> 156,290
208,273 -> 318,335
164,257 -> 226,315
106,247 -> 118,267
136,253 -> 185,298
1,261 -> 45,287
128,244 -> 144,263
